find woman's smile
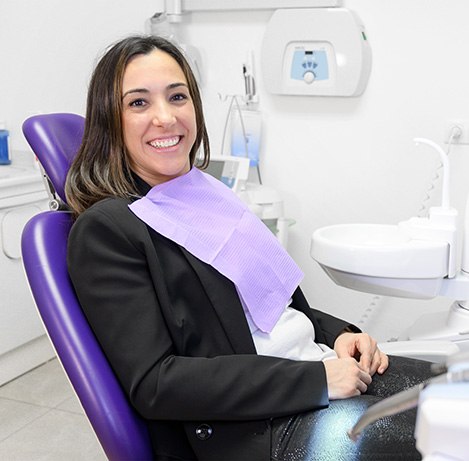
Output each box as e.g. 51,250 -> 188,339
148,135 -> 182,150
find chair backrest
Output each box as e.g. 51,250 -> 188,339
22,114 -> 153,461
22,113 -> 85,205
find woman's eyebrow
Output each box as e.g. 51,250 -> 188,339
122,88 -> 149,99
122,82 -> 188,99
167,82 -> 188,90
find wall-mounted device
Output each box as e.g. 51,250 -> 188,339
261,8 -> 371,96
205,155 -> 250,192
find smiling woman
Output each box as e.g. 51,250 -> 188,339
65,35 -> 210,217
121,50 -> 197,187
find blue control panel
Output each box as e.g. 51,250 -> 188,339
290,49 -> 329,81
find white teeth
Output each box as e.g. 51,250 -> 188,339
150,136 -> 180,149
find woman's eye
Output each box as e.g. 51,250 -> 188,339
129,98 -> 146,108
170,93 -> 188,102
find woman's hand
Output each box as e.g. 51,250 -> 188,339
323,357 -> 372,399
334,332 -> 389,376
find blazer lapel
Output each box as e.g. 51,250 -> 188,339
181,248 -> 256,355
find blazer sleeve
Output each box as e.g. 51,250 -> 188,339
68,200 -> 330,422
291,287 -> 361,348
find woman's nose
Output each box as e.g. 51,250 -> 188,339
152,103 -> 176,127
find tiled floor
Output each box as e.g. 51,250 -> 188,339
0,358 -> 106,460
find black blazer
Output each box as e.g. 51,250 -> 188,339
68,193 -> 356,461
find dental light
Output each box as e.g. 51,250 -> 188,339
311,137 -> 469,350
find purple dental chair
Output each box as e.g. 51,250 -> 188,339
21,113 -> 153,460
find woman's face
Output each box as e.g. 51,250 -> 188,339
121,49 -> 197,187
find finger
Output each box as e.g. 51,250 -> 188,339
359,369 -> 372,385
359,351 -> 372,373
377,352 -> 389,374
357,371 -> 372,393
357,381 -> 368,394
368,350 -> 388,376
369,350 -> 382,375
357,336 -> 378,372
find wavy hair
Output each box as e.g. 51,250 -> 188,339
65,35 -> 210,217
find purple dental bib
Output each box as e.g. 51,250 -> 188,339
129,167 -> 303,333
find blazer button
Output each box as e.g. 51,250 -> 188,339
195,424 -> 213,441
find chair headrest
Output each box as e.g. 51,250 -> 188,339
22,113 -> 85,204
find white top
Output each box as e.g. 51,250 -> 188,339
245,304 -> 338,362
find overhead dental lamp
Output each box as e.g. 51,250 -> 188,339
311,138 -> 469,350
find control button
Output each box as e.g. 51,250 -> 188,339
195,424 -> 213,441
303,71 -> 316,84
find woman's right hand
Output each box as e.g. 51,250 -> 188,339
323,358 -> 372,400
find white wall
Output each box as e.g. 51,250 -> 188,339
0,0 -> 158,143
3,0 -> 469,341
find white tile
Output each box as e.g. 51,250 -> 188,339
56,396 -> 84,415
0,398 -> 48,442
0,359 -> 74,408
0,409 -> 106,460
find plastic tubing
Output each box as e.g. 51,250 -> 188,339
414,137 -> 450,210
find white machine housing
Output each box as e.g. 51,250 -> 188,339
0,153 -> 54,385
261,8 -> 371,96
204,154 -> 250,193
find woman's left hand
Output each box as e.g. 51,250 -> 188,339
334,332 -> 389,376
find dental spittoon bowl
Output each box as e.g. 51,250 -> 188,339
311,223 -> 449,298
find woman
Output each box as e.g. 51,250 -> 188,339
66,35 -> 432,461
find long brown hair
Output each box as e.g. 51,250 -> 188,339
65,35 -> 210,217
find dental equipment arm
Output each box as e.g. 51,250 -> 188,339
348,364 -> 469,441
348,376 -> 442,441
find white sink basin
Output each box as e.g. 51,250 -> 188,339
311,223 -> 449,279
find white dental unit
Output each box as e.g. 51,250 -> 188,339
0,154 -> 53,385
311,138 -> 469,351
311,138 -> 469,460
